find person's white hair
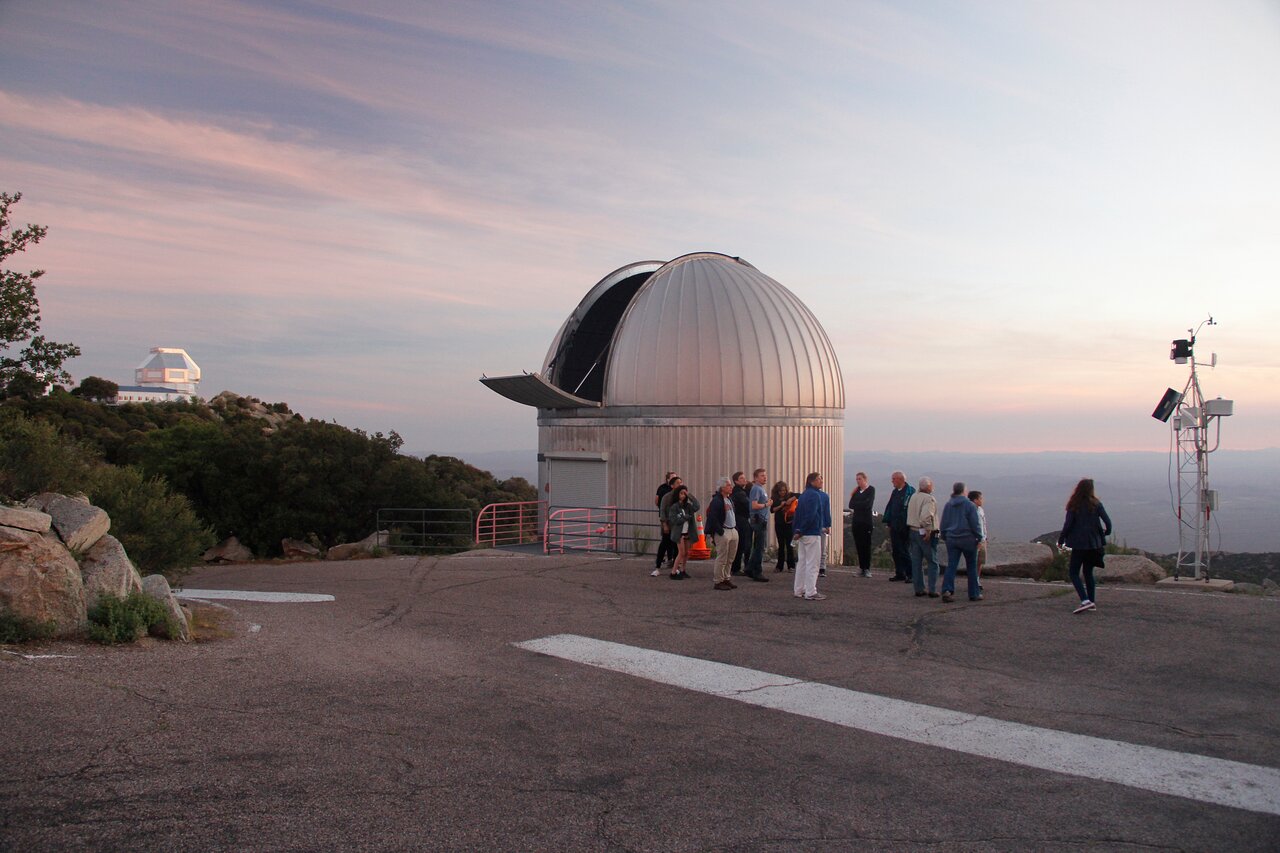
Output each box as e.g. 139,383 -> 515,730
716,476 -> 732,489
918,476 -> 933,490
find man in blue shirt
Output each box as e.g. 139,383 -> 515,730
791,472 -> 832,601
745,467 -> 771,582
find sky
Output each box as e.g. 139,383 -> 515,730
1,0 -> 1277,456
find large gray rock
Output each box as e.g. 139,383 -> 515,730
24,493 -> 110,553
0,526 -> 86,636
326,530 -> 391,561
281,538 -> 321,560
201,536 -> 254,563
982,541 -> 1055,578
0,505 -> 52,534
1096,554 -> 1168,584
140,574 -> 191,642
78,534 -> 145,609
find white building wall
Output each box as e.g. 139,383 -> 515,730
539,419 -> 844,563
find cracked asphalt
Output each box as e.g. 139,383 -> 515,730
2,551 -> 1278,851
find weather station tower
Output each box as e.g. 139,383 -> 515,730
1150,317 -> 1233,580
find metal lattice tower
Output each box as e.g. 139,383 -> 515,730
1160,318 -> 1232,580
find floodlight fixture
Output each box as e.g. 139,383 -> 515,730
1151,388 -> 1182,422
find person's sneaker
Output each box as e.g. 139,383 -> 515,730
941,592 -> 953,603
650,569 -> 660,577
678,570 -> 691,580
805,593 -> 828,601
1073,600 -> 1095,614
970,594 -> 983,601
928,592 -> 940,598
860,570 -> 872,578
714,581 -> 732,590
819,569 -> 827,577
794,592 -> 805,598
889,576 -> 904,582
915,591 -> 926,597
726,580 -> 738,589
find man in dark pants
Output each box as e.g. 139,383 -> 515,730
848,471 -> 876,577
882,470 -> 915,582
653,472 -> 678,576
729,471 -> 751,576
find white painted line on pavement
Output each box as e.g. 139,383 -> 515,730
175,589 -> 334,603
515,634 -> 1280,817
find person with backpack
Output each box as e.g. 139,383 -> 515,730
770,480 -> 797,572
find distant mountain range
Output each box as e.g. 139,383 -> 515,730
433,448 -> 1280,554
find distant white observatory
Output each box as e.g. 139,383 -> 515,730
114,346 -> 202,403
483,252 -> 846,561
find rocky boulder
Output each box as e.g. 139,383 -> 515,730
0,505 -> 52,534
201,536 -> 255,563
326,530 -> 391,561
25,492 -> 111,553
981,541 -> 1055,578
0,526 -> 87,636
1095,554 -> 1168,584
281,538 -> 321,559
79,534 -> 145,609
140,574 -> 191,642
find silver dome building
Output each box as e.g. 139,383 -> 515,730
483,252 -> 845,561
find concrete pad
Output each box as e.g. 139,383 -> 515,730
1157,576 -> 1235,592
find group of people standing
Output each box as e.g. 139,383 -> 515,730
655,469 -> 832,600
655,468 -> 1113,614
874,471 -> 988,603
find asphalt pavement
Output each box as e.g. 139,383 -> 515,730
2,551 -> 1278,851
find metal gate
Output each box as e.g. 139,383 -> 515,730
375,508 -> 473,553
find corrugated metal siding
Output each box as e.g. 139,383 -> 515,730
539,421 -> 845,563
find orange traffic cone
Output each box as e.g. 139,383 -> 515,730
688,514 -> 712,560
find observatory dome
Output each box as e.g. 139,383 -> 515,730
601,253 -> 843,409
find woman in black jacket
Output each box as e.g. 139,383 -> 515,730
848,472 -> 876,577
1057,478 -> 1113,614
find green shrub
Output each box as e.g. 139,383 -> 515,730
85,465 -> 215,583
86,592 -> 177,644
0,409 -> 97,501
0,606 -> 56,644
1042,547 -> 1069,582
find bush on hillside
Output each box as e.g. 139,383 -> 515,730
85,465 -> 215,582
0,606 -> 56,644
0,409 -> 97,501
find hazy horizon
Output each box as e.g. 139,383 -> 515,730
439,446 -> 1280,554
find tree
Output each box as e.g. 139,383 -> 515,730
72,376 -> 119,401
1,192 -> 80,393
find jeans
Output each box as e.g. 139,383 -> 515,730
944,539 -> 979,599
909,530 -> 939,594
890,526 -> 912,579
1069,548 -> 1101,603
747,516 -> 767,575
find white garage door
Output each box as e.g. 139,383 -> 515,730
548,458 -> 608,510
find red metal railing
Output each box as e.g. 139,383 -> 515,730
544,506 -> 618,554
475,500 -> 547,547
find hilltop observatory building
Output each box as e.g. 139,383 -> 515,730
482,252 -> 846,561
113,347 -> 202,403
